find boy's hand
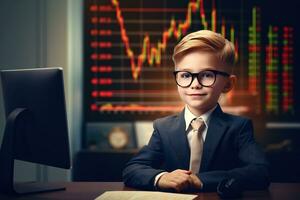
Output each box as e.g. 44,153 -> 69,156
189,173 -> 203,190
157,169 -> 192,192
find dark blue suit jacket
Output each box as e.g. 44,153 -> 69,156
123,105 -> 270,191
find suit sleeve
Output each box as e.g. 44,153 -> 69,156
198,119 -> 270,191
122,126 -> 165,190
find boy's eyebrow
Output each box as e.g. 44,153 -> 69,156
175,66 -> 218,71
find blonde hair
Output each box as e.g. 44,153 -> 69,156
172,30 -> 235,72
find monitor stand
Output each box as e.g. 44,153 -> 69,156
0,108 -> 66,195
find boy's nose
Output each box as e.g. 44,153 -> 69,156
190,77 -> 202,88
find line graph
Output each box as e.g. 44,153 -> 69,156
108,0 -> 238,80
84,0 -> 298,121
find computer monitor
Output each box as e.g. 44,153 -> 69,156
0,67 -> 71,194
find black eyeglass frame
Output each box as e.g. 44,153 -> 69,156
173,69 -> 230,88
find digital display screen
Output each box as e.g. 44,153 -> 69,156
84,0 -> 299,122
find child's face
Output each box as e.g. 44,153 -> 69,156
175,50 -> 234,116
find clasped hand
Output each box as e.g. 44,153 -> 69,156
157,169 -> 202,192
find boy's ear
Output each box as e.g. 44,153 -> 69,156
222,75 -> 237,93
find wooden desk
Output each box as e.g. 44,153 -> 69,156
0,182 -> 300,200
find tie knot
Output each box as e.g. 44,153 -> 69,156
191,118 -> 205,132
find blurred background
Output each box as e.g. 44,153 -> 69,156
0,0 -> 299,183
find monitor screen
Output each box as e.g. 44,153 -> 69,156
83,0 -> 299,122
0,67 -> 70,169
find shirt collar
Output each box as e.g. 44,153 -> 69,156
184,105 -> 217,131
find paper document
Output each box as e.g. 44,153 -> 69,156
95,191 -> 197,200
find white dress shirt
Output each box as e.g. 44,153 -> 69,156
185,105 -> 216,145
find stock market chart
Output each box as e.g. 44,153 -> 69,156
84,0 -> 299,122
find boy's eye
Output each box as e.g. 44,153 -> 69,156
200,71 -> 214,79
180,72 -> 192,79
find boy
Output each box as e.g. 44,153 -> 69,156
123,30 -> 269,192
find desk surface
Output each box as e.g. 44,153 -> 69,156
1,182 -> 300,200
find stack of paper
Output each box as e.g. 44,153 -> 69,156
95,191 -> 197,200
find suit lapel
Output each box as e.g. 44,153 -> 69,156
200,105 -> 228,172
168,109 -> 190,170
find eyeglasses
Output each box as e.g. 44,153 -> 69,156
173,70 -> 230,88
